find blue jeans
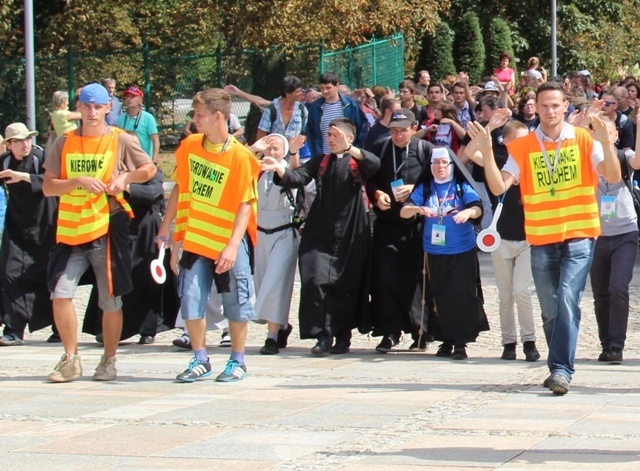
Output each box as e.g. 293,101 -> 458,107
179,237 -> 255,323
530,238 -> 595,380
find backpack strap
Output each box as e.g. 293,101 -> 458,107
617,149 -> 633,192
268,103 -> 278,130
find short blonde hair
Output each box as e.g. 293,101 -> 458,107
51,91 -> 69,110
192,88 -> 231,119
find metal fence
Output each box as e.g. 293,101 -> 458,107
0,35 -> 404,138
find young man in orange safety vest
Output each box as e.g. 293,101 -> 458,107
157,88 -> 260,383
43,83 -> 157,383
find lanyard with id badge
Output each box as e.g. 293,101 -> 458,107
600,179 -> 617,219
431,181 -> 454,246
390,145 -> 408,200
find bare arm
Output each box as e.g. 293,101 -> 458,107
591,116 -> 621,183
151,133 -> 160,162
466,122 -> 514,195
223,85 -> 270,108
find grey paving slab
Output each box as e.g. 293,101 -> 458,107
2,254 -> 640,469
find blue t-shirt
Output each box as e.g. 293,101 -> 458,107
117,110 -> 158,158
410,179 -> 480,255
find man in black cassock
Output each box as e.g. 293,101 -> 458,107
366,109 -> 435,353
0,123 -> 57,346
82,168 -> 179,343
263,118 -> 380,355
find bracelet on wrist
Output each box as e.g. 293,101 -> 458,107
345,144 -> 352,153
290,150 -> 298,155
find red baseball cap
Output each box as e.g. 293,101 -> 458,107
123,86 -> 144,98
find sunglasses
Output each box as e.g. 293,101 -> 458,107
604,101 -> 617,107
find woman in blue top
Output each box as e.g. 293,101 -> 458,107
401,148 -> 489,359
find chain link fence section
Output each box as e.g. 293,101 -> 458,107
0,34 -> 404,138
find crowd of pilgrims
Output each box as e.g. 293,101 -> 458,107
1,60 -> 636,365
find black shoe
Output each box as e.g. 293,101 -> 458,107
435,342 -> 453,357
311,338 -> 331,356
501,342 -> 517,360
95,333 -> 104,345
277,323 -> 293,349
409,336 -> 428,352
375,335 -> 398,353
523,341 -> 541,362
330,339 -> 350,355
138,335 -> 155,345
608,347 -> 623,363
548,373 -> 570,395
451,345 -> 467,360
598,348 -> 610,362
260,338 -> 279,355
172,333 -> 192,350
47,333 -> 62,343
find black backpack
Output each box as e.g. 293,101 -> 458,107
244,103 -> 267,145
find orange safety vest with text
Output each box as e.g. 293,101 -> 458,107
57,129 -> 134,245
173,134 -> 260,261
506,126 -> 600,245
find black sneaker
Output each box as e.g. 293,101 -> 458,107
277,324 -> 293,349
176,357 -> 212,383
523,341 -> 541,362
598,348 -> 610,362
608,347 -> 623,363
409,336 -> 428,352
47,333 -> 62,343
330,339 -> 350,355
260,338 -> 279,355
548,373 -> 570,395
435,342 -> 453,357
138,335 -> 155,345
375,335 -> 398,353
501,342 -> 517,360
311,338 -> 331,356
451,345 -> 467,360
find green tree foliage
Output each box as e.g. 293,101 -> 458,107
415,22 -> 456,81
485,18 -> 515,76
453,12 -> 485,83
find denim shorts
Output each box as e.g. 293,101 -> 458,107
51,240 -> 122,312
178,237 -> 255,323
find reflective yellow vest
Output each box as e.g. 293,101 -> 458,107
507,127 -> 600,245
173,134 -> 260,261
57,129 -> 134,245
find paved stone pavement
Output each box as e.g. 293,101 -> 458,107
2,252 -> 640,470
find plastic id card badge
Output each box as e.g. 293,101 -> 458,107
431,223 -> 446,246
600,195 -> 616,218
390,179 -> 404,200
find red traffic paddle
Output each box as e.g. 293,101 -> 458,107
476,202 -> 503,252
150,242 -> 167,284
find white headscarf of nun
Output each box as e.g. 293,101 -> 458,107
430,147 -> 454,184
266,133 -> 290,160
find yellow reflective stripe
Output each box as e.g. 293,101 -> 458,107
190,199 -> 236,223
185,232 -> 227,254
59,203 -> 109,223
524,203 -> 598,222
57,214 -> 110,237
525,217 -> 600,236
188,219 -> 233,239
522,185 -> 593,205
